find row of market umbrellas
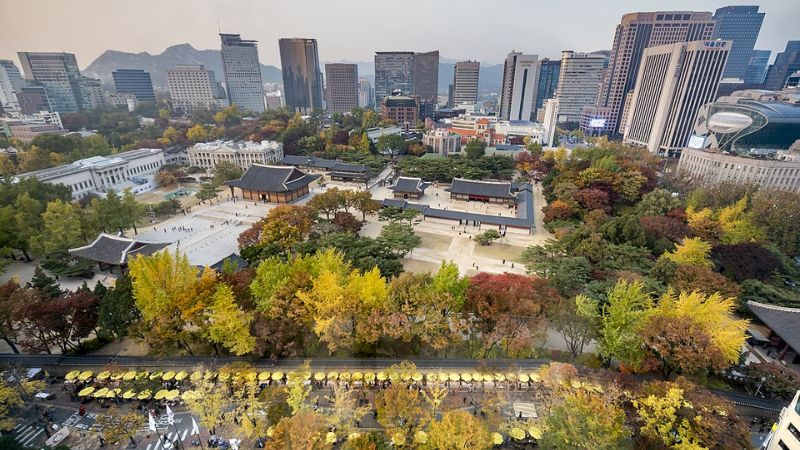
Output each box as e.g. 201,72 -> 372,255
65,369 -> 559,384
76,386 -> 182,401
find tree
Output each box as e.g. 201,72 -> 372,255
668,265 -> 741,299
474,229 -> 501,246
579,280 -> 653,368
464,139 -> 486,159
543,200 -> 576,223
431,261 -> 468,311
425,410 -> 492,450
376,133 -> 406,157
205,284 -> 256,355
378,222 -> 420,257
196,182 -> 219,202
547,296 -> 597,358
641,315 -> 725,379
750,190 -> 800,256
711,243 -> 780,282
343,432 -> 391,450
346,190 -> 379,221
185,375 -> 232,436
573,188 -> 610,212
541,390 -> 631,450
523,244 -> 592,296
465,273 -> 557,357
660,237 -> 713,268
740,363 -> 800,400
634,188 -> 682,217
96,406 -> 145,447
639,215 -> 691,242
187,124 -> 213,143
60,112 -> 89,131
266,412 -> 331,450
154,170 -> 178,188
0,380 -> 23,432
308,188 -> 346,220
29,266 -> 61,299
30,200 -> 83,256
97,274 -> 139,338
325,384 -> 370,439
375,383 -> 430,445
212,161 -> 243,184
0,281 -> 21,353
378,206 -> 420,226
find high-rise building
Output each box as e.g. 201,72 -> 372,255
220,34 -> 265,113
534,58 -> 561,119
278,38 -> 324,114
764,41 -> 800,90
358,78 -> 373,108
744,50 -> 772,84
167,64 -> 227,113
414,51 -> 439,118
324,63 -> 358,114
374,52 -> 415,107
0,60 -> 23,111
580,11 -> 715,136
453,61 -> 480,104
542,98 -> 559,147
112,69 -> 156,103
79,77 -> 104,110
17,52 -> 85,112
499,51 -> 539,121
623,40 -> 730,157
555,51 -> 605,123
16,84 -> 50,114
711,6 -> 765,80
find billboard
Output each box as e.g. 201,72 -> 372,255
589,118 -> 606,128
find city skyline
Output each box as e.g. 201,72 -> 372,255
2,0 -> 798,70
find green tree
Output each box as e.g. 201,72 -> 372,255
196,182 -> 219,203
30,200 -> 83,256
474,229 -> 501,246
97,274 -> 139,338
464,139 -> 486,159
431,261 -> 468,311
378,223 -> 421,257
425,410 -> 492,450
96,406 -> 145,447
541,390 -> 631,450
212,161 -> 243,184
205,284 -> 256,356
660,237 -> 713,268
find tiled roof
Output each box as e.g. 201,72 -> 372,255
226,164 -> 320,192
390,177 -> 430,193
449,178 -> 516,199
381,199 -> 533,228
329,171 -> 369,179
281,155 -> 337,169
747,301 -> 800,354
69,234 -> 169,265
330,162 -> 367,173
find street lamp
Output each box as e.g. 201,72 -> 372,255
755,377 -> 766,397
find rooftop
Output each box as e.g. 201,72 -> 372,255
190,140 -> 282,153
69,233 -> 169,265
449,178 -> 516,200
390,177 -> 430,194
16,148 -> 163,182
747,301 -> 800,354
225,164 -> 320,192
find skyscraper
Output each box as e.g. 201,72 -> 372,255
534,58 -> 561,119
358,78 -> 373,108
580,11 -> 715,135
279,38 -> 324,114
712,6 -> 765,80
112,69 -> 156,103
499,51 -> 539,121
17,52 -> 85,112
413,51 -> 439,118
743,50 -> 771,84
764,41 -> 800,90
555,51 -> 605,123
453,61 -> 480,105
374,52 -> 415,107
623,40 -> 730,157
0,60 -> 24,111
167,64 -> 227,113
220,34 -> 265,113
324,63 -> 358,114
79,77 -> 105,110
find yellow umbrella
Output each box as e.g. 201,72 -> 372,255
303,371 -> 312,380
570,380 -> 582,389
414,430 -> 428,444
351,372 -> 363,381
527,424 -> 543,440
204,372 -> 216,381
448,373 -> 460,382
426,373 -> 438,382
96,371 -> 111,381
182,390 -> 196,401
154,389 -> 169,400
506,373 -> 517,382
494,373 -> 506,382
175,371 -> 188,381
325,432 -> 337,444
122,390 -> 137,399
314,372 -> 326,381
217,372 -> 230,382
137,390 -> 152,400
258,372 -> 271,382
491,432 -> 504,446
483,374 -> 494,382
164,390 -> 180,401
326,371 -> 338,381
412,372 -> 423,382
65,370 -> 80,381
78,371 -> 93,381
77,386 -> 95,397
244,372 -> 257,382
111,372 -> 124,381
376,372 -> 387,381
271,371 -> 284,381
340,372 -> 351,381
266,427 -> 274,438
472,372 -> 483,382
122,371 -> 137,381
400,372 -> 411,382
364,372 -> 375,382
348,432 -> 361,441
162,371 -> 176,381
105,388 -> 120,399
510,427 -> 526,441
530,373 -> 541,383
190,371 -> 204,382
136,371 -> 149,380
519,373 -> 530,383
460,373 -> 472,382
93,387 -> 109,398
149,371 -> 163,381
388,372 -> 400,382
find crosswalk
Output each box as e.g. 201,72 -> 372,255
144,429 -> 190,450
9,422 -> 47,448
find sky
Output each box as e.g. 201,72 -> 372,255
2,0 -> 798,69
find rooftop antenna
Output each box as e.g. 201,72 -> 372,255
217,20 -> 221,34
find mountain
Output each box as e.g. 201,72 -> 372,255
83,43 -> 282,89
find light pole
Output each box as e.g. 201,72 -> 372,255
754,377 -> 766,397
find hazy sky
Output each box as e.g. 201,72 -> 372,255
2,0 -> 798,68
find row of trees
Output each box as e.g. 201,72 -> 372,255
395,153 -> 515,182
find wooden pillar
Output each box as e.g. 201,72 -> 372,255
778,342 -> 791,360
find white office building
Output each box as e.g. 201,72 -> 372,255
624,40 -> 731,156
0,60 -> 23,112
453,61 -> 480,104
16,148 -> 165,199
187,140 -> 284,171
555,51 -> 605,123
542,98 -> 559,147
423,129 -> 462,156
764,390 -> 800,449
167,65 -> 227,113
499,52 -> 539,121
